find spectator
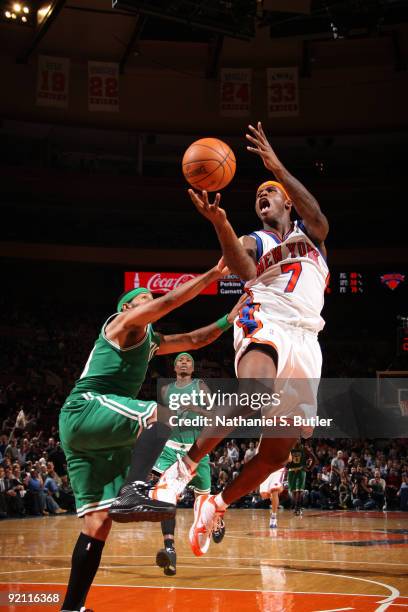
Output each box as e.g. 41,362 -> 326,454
17,438 -> 30,465
330,451 -> 345,488
227,440 -> 239,463
238,442 -> 247,462
58,475 -> 76,513
216,470 -> 229,493
339,473 -> 351,509
352,475 -> 376,510
244,441 -> 256,464
3,465 -> 25,517
369,469 -> 386,510
47,442 -> 66,476
232,460 -> 242,480
0,466 -> 8,518
5,437 -> 19,463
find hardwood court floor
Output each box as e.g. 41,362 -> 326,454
0,508 -> 407,611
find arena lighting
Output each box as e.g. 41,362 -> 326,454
2,1 -> 31,23
37,3 -> 51,24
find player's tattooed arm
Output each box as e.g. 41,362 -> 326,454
107,264 -> 225,348
188,189 -> 257,281
246,121 -> 329,245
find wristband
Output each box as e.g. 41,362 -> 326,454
216,314 -> 233,331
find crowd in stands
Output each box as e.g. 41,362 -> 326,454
206,438 -> 408,512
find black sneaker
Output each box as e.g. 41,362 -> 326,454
156,547 -> 177,576
109,481 -> 176,523
212,516 -> 226,544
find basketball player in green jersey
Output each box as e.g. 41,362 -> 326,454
154,352 -> 224,576
59,263 -> 241,612
287,440 -> 317,516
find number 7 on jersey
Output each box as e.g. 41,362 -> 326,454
281,262 -> 302,293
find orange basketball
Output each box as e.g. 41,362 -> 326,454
182,138 -> 236,192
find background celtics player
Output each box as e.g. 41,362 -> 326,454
287,439 -> 317,516
58,262 -> 242,612
153,352 -> 224,576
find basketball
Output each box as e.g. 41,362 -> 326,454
182,137 -> 236,191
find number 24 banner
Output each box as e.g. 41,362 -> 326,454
267,67 -> 299,117
88,61 -> 119,112
36,55 -> 70,109
220,68 -> 251,117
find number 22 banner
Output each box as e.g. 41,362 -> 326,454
88,61 -> 119,112
267,67 -> 299,117
36,55 -> 70,109
220,68 -> 251,117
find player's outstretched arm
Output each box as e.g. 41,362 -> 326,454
188,189 -> 257,281
116,264 -> 225,333
246,121 -> 329,244
156,293 -> 246,355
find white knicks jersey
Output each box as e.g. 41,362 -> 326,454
245,221 -> 329,332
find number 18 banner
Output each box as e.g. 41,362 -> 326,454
36,55 -> 70,109
88,61 -> 119,112
267,67 -> 299,118
220,68 -> 251,117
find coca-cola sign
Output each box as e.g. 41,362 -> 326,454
124,272 -> 218,295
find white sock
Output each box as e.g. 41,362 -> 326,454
214,493 -> 229,511
183,455 -> 198,472
271,512 -> 277,518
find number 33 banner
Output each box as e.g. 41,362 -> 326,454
267,67 -> 299,117
220,68 -> 251,117
88,61 -> 119,112
36,55 -> 70,109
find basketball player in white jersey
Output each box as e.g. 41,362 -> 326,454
149,121 -> 329,556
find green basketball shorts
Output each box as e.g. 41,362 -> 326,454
288,469 -> 307,492
59,392 -> 157,517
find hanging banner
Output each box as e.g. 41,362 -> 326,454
88,61 -> 119,112
220,68 -> 251,117
267,67 -> 299,117
36,55 -> 70,109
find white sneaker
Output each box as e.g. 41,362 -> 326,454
149,455 -> 194,505
269,515 -> 277,529
189,494 -> 225,557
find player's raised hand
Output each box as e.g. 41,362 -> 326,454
188,189 -> 227,227
246,121 -> 280,172
216,256 -> 230,276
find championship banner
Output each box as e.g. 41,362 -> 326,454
267,67 -> 299,117
220,68 -> 251,117
36,55 -> 70,109
125,272 -> 218,295
88,61 -> 119,112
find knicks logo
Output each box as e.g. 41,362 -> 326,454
381,273 -> 405,290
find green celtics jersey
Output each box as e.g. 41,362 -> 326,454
164,379 -> 205,445
68,314 -> 161,400
288,445 -> 307,471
